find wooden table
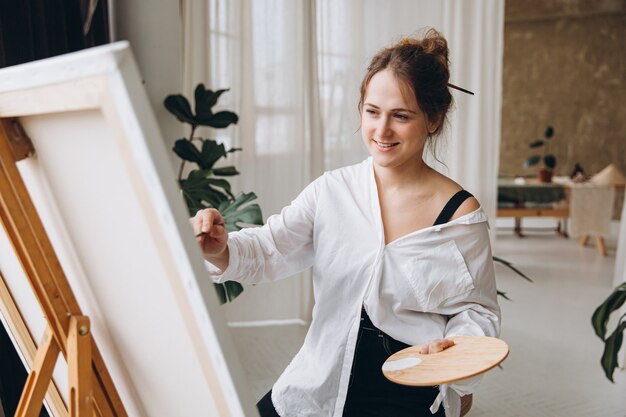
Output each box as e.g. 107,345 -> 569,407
497,179 -> 570,237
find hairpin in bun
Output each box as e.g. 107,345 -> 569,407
448,83 -> 474,95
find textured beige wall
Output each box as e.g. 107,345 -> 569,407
500,0 -> 626,180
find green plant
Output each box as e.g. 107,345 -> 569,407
523,126 -> 556,170
592,282 -> 626,382
164,84 -> 264,304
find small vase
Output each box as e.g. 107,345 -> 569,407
538,168 -> 553,183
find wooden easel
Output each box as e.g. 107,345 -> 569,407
0,118 -> 128,417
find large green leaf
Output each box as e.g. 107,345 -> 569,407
195,85 -> 229,121
201,139 -> 227,170
220,192 -> 258,214
181,187 -> 219,211
224,281 -> 244,302
600,318 -> 626,382
180,170 -> 229,208
183,193 -> 206,217
592,283 -> 626,339
206,178 -> 234,199
164,95 -> 196,125
544,154 -> 556,169
219,192 -> 264,231
523,155 -> 541,168
214,283 -> 227,304
173,139 -> 203,165
223,204 -> 263,232
197,111 -> 239,128
212,282 -> 245,304
213,166 -> 240,176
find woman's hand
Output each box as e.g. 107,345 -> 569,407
190,208 -> 229,270
419,338 -> 455,354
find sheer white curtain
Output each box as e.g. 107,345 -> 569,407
183,0 -> 321,323
182,0 -> 505,323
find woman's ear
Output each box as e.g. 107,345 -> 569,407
427,117 -> 440,134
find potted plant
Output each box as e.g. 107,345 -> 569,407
164,84 -> 264,304
523,126 -> 556,183
592,282 -> 626,382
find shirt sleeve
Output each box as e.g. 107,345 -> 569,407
206,174 -> 322,285
442,223 -> 501,339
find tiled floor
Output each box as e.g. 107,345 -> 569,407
230,219 -> 626,416
469,219 -> 626,416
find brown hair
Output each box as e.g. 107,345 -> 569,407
358,28 -> 453,138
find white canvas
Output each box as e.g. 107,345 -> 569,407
0,42 -> 257,417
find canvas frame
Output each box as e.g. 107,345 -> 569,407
0,42 -> 256,417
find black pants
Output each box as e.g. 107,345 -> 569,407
257,310 -> 443,417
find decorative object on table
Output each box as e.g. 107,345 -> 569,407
591,282 -> 626,382
164,84 -> 264,304
569,162 -> 587,181
571,172 -> 587,183
590,164 -> 626,186
382,336 -> 509,386
523,125 -> 556,183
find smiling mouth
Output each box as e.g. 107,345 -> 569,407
372,139 -> 400,148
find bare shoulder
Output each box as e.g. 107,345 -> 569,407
450,195 -> 480,220
431,173 -> 481,220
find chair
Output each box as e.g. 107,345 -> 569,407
569,184 -> 615,256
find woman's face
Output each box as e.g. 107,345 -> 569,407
361,69 -> 436,171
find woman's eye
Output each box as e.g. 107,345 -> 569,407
365,109 -> 377,115
394,113 -> 409,120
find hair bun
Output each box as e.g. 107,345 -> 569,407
419,29 -> 449,61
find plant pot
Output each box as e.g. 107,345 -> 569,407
538,168 -> 553,183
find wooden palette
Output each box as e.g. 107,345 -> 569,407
382,336 -> 509,386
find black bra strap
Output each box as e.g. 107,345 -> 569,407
433,190 -> 473,226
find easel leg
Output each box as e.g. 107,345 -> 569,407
14,326 -> 59,417
68,316 -> 93,417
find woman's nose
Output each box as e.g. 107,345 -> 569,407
375,117 -> 392,138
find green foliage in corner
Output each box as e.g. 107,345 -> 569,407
592,282 -> 626,382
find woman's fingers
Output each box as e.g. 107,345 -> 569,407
191,209 -> 221,234
191,208 -> 226,245
419,338 -> 455,354
189,208 -> 229,258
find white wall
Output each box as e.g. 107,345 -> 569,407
110,0 -> 184,169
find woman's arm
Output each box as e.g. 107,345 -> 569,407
200,175 -> 323,285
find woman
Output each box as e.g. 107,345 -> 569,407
193,29 -> 500,417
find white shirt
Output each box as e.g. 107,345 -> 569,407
210,158 -> 501,417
